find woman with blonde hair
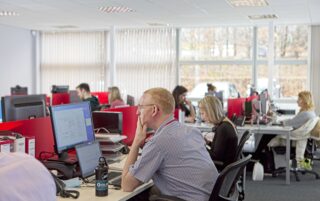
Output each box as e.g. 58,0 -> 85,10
108,86 -> 125,108
269,91 -> 316,170
199,96 -> 238,171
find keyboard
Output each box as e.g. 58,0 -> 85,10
109,177 -> 122,187
108,171 -> 122,180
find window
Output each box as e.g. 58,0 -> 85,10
180,27 -> 253,98
40,31 -> 107,94
115,28 -> 176,100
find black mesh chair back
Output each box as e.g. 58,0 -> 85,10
235,130 -> 251,160
209,154 -> 252,201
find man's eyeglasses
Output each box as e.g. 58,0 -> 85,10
137,104 -> 155,111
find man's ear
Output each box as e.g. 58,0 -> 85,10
152,105 -> 159,117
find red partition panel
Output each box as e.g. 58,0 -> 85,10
52,93 -> 70,105
91,92 -> 109,104
227,98 -> 246,119
174,108 -> 179,120
104,106 -> 138,146
0,117 -> 54,158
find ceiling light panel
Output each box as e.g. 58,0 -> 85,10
99,6 -> 135,13
0,11 -> 20,16
227,0 -> 268,7
248,14 -> 278,20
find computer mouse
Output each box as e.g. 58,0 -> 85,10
121,145 -> 130,154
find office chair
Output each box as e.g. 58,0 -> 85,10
213,130 -> 251,170
209,155 -> 252,201
149,155 -> 252,201
272,117 -> 320,181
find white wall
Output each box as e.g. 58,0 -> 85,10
0,24 -> 34,97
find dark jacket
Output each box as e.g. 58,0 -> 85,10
209,121 -> 238,171
84,96 -> 100,111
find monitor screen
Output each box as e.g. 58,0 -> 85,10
75,141 -> 102,178
1,95 -> 47,122
127,95 -> 135,106
11,86 -> 28,95
50,102 -> 95,158
92,111 -> 123,134
51,85 -> 69,94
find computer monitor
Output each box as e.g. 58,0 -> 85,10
259,92 -> 269,115
127,95 -> 135,106
69,90 -> 81,103
11,85 -> 28,95
205,91 -> 224,107
0,99 -> 2,122
50,102 -> 95,160
92,111 -> 123,134
1,94 -> 47,122
51,85 -> 69,94
75,141 -> 102,178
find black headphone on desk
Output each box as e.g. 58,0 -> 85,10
59,189 -> 80,199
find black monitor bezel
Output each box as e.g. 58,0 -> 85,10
49,101 -> 95,157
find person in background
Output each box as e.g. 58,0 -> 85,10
121,88 -> 217,201
207,83 -> 217,95
172,85 -> 196,123
199,96 -> 238,171
76,83 -> 100,111
273,91 -> 316,169
108,86 -> 126,108
0,153 -> 56,201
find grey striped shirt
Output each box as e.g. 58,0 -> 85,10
129,116 -> 218,201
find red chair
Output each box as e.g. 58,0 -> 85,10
104,106 -> 138,146
51,93 -> 70,105
227,98 -> 245,119
91,92 -> 109,104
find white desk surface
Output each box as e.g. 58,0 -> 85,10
58,156 -> 154,201
58,181 -> 153,201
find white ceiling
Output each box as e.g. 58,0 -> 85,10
0,0 -> 319,30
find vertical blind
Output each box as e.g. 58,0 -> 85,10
40,31 -> 107,94
115,28 -> 177,101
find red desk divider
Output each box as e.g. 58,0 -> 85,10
91,92 -> 109,104
0,117 -> 54,158
174,108 -> 179,120
227,98 -> 246,119
104,106 -> 138,146
52,93 -> 70,105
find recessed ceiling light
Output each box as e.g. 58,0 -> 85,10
0,11 -> 20,16
99,6 -> 135,13
248,14 -> 278,20
226,0 -> 268,7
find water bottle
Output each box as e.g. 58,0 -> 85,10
95,157 -> 108,197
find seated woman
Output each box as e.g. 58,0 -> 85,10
269,91 -> 316,169
199,96 -> 238,171
109,86 -> 125,108
172,85 -> 195,123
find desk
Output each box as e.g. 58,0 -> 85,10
186,122 -> 293,184
237,125 -> 293,185
58,156 -> 154,201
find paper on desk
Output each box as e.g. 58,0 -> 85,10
95,133 -> 127,143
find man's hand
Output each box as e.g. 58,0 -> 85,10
132,117 -> 148,147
